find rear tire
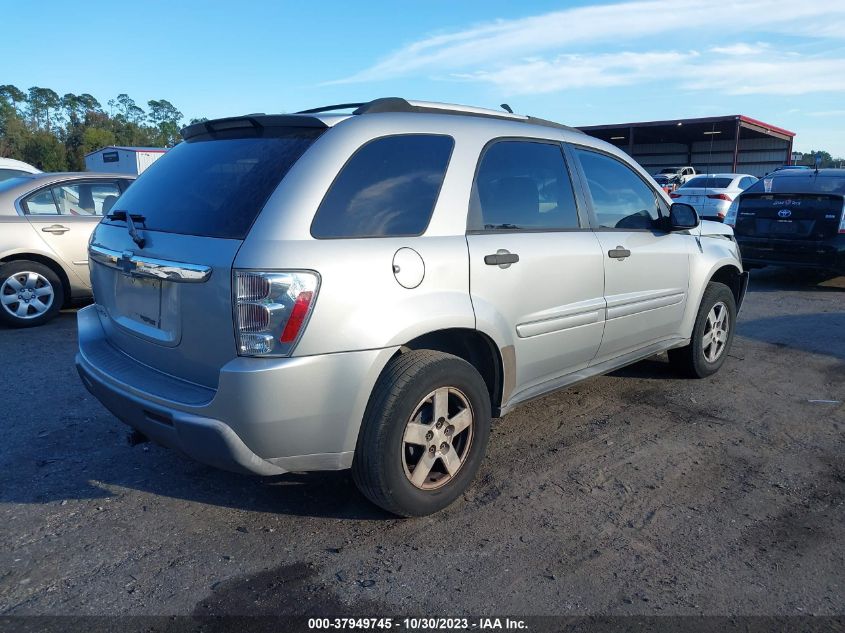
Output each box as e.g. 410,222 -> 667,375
669,281 -> 736,378
0,260 -> 64,328
352,350 -> 492,517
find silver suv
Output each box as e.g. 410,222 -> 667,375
76,99 -> 748,516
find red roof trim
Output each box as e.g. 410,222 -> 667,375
579,114 -> 795,137
738,116 -> 795,138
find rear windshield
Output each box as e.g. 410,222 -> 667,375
682,176 -> 733,189
744,174 -> 845,195
105,128 -> 323,239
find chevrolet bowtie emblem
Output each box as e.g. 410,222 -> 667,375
118,251 -> 137,275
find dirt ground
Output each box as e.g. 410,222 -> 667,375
1,267 -> 843,622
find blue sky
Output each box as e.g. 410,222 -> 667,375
4,0 -> 845,154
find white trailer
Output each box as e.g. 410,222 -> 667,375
85,146 -> 166,175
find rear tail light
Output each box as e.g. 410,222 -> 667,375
669,192 -> 682,199
707,193 -> 733,201
233,270 -> 319,357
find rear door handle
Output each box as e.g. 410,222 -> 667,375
484,250 -> 520,268
607,246 -> 631,259
41,224 -> 70,235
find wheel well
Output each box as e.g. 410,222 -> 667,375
0,253 -> 72,307
709,265 -> 743,306
401,328 -> 504,413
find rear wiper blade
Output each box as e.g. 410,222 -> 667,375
107,210 -> 146,249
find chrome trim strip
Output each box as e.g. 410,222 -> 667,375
516,309 -> 601,338
88,244 -> 212,283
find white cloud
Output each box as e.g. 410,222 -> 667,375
453,51 -> 694,94
709,42 -> 771,56
680,58 -> 845,95
443,50 -> 845,96
330,1 -> 845,84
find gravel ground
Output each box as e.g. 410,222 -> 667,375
0,267 -> 843,620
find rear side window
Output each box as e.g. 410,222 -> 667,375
311,135 -> 453,239
470,140 -> 580,231
23,189 -> 59,215
105,128 -> 323,239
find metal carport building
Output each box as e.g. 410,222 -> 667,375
579,115 -> 795,178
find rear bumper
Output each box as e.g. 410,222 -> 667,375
737,235 -> 845,272
76,305 -> 396,475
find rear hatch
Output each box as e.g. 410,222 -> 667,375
735,193 -> 843,240
88,118 -> 325,389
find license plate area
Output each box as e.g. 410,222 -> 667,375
771,221 -> 797,235
109,273 -> 181,345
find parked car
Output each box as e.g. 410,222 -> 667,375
653,173 -> 681,193
670,173 -> 758,221
0,157 -> 41,182
0,172 -> 134,327
76,98 -> 748,517
725,168 -> 845,274
655,166 -> 697,184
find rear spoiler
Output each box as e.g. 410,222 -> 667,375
181,114 -> 328,141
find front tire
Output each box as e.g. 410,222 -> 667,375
669,281 -> 736,378
352,350 -> 492,517
0,260 -> 64,328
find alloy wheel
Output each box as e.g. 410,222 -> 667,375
702,301 -> 730,363
0,271 -> 55,320
401,386 -> 474,490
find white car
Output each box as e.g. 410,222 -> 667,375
0,158 -> 41,182
670,173 -> 758,221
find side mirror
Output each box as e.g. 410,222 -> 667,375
668,202 -> 699,230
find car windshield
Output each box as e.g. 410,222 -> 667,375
682,176 -> 733,189
0,176 -> 33,192
659,168 -> 680,174
744,174 -> 845,195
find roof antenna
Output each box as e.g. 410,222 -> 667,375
500,103 -> 513,114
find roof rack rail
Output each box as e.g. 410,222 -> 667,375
352,97 -> 582,133
295,103 -> 366,114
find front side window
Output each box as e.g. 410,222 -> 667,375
311,134 -> 454,239
470,140 -> 579,231
573,148 -> 660,230
52,182 -> 122,216
23,189 -> 59,215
